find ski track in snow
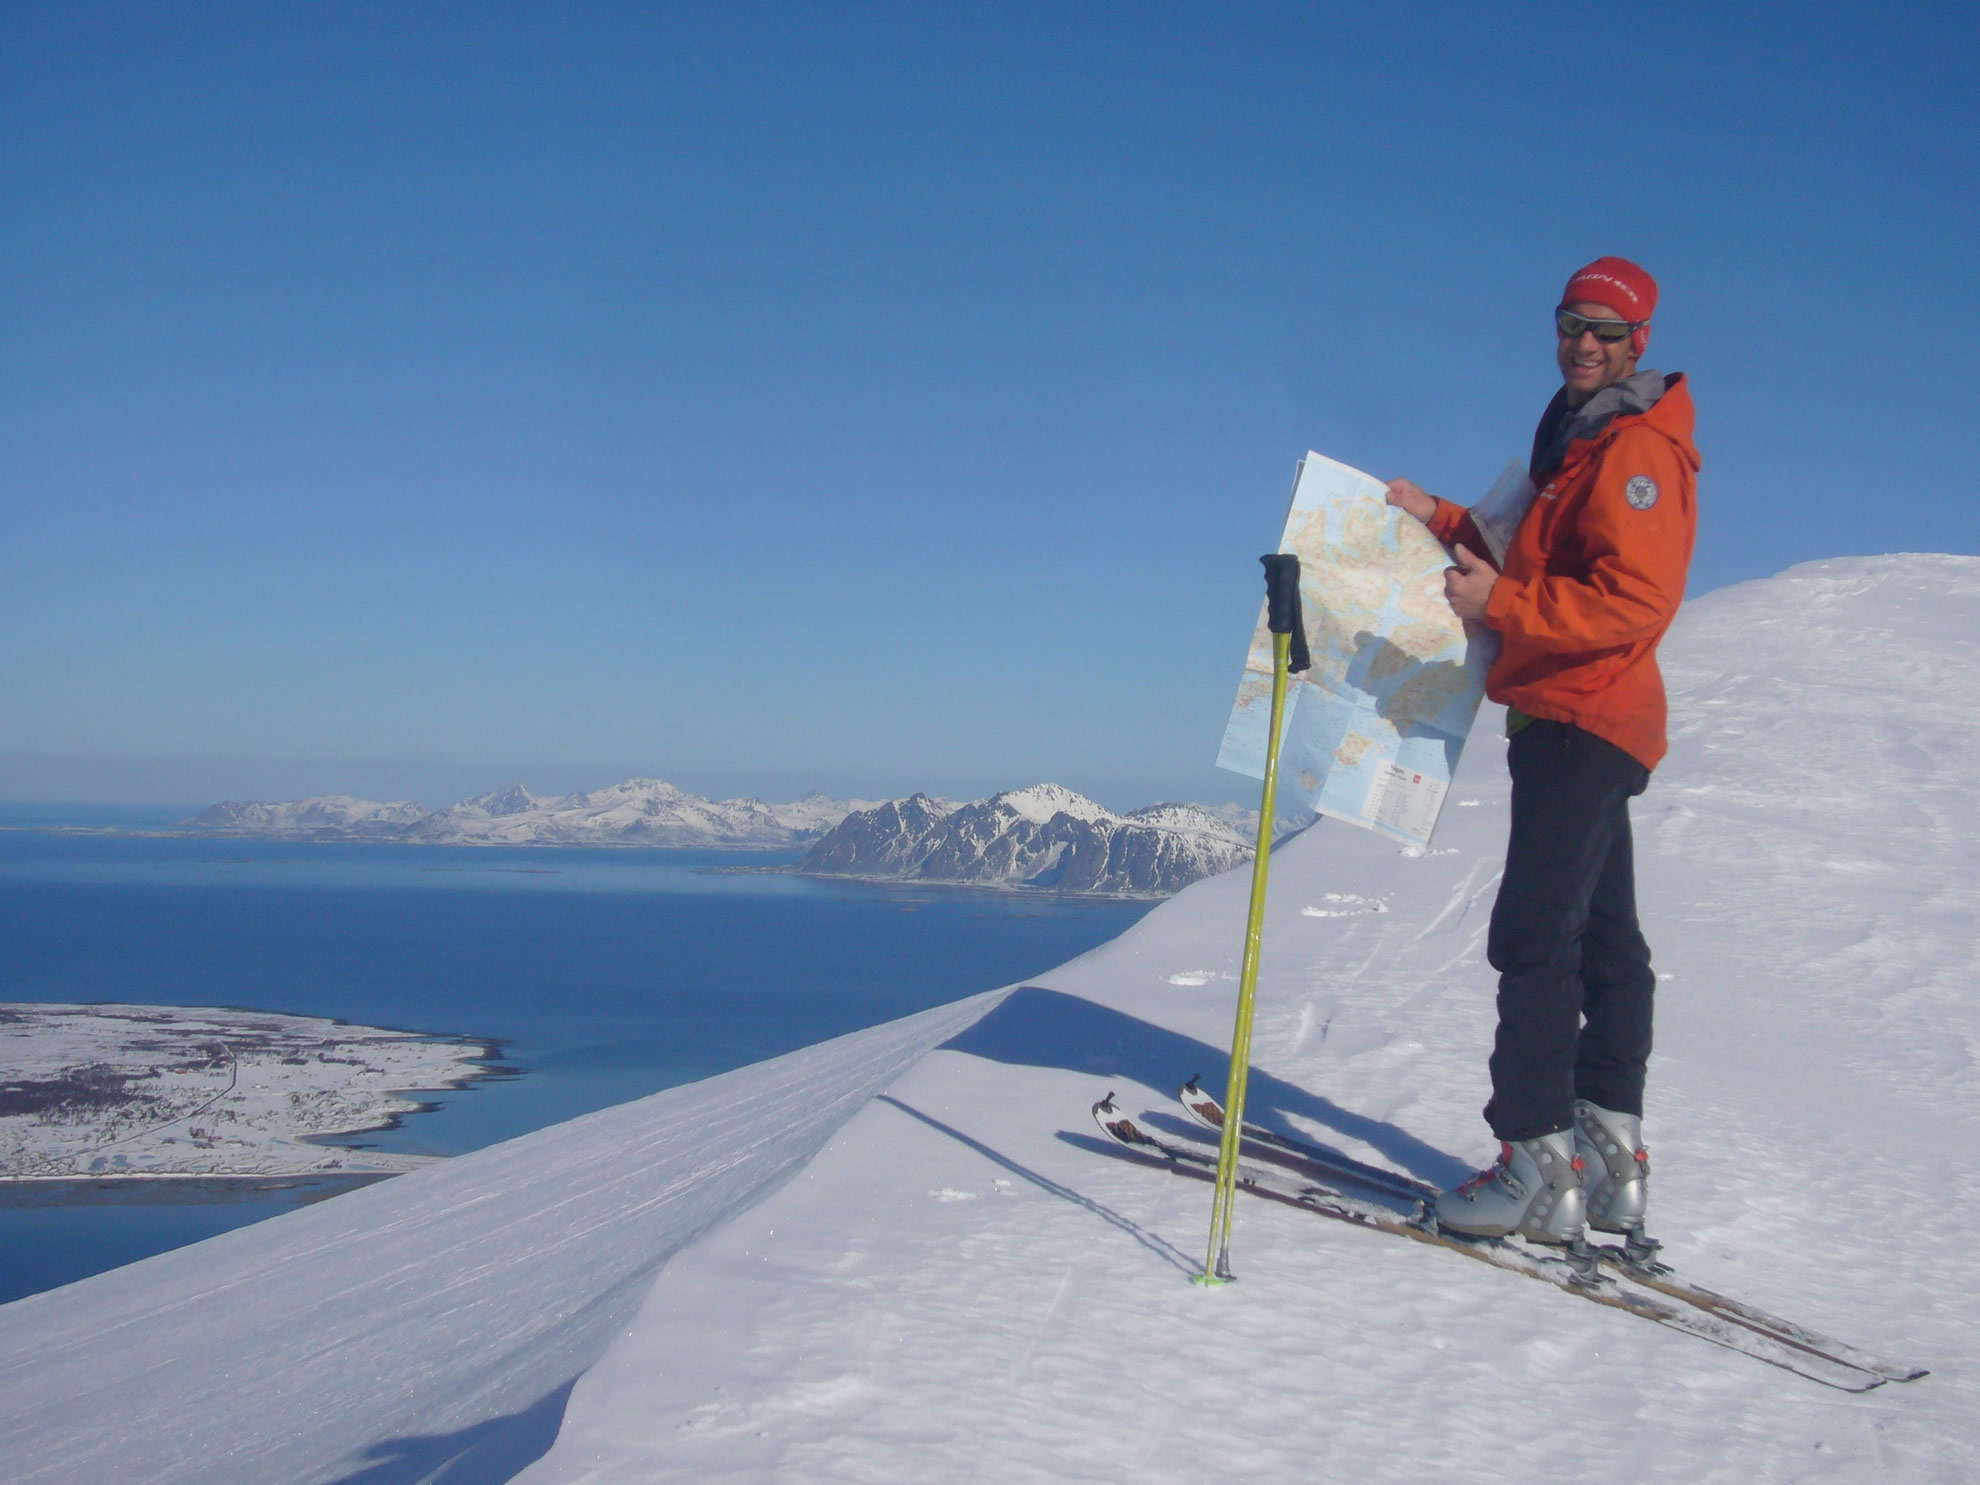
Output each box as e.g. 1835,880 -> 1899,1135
4,555 -> 1978,1482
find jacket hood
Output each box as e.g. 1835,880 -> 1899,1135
1630,372 -> 1700,472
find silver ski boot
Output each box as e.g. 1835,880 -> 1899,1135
1433,1131 -> 1586,1244
1574,1100 -> 1652,1253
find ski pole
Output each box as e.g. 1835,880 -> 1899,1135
1199,552 -> 1310,1286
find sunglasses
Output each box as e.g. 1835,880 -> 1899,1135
1556,307 -> 1645,342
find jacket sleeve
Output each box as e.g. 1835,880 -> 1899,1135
1484,429 -> 1694,653
1424,498 -> 1490,564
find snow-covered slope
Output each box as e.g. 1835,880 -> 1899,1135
800,783 -> 1255,896
6,555 -> 1977,1481
190,779 -> 883,848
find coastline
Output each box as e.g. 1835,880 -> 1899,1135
0,1003 -> 503,1182
787,866 -> 1177,901
0,824 -> 806,850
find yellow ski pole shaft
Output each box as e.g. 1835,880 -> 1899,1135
1199,554 -> 1307,1285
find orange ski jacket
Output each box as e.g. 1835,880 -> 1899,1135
1427,373 -> 1699,771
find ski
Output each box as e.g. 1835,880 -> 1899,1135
1178,1074 -> 1433,1204
1173,1078 -> 1927,1385
1093,1093 -> 1893,1392
1589,1243 -> 1926,1383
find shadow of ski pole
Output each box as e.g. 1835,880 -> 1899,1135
876,1094 -> 1196,1277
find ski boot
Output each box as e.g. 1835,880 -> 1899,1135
1433,1130 -> 1587,1245
1574,1099 -> 1657,1263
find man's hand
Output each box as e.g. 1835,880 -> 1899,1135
1385,478 -> 1437,524
1444,543 -> 1498,624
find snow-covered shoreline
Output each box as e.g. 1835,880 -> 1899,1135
785,870 -> 1179,901
0,1004 -> 499,1180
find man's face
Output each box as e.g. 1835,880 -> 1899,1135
1556,300 -> 1639,408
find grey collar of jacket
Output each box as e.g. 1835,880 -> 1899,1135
1532,368 -> 1669,479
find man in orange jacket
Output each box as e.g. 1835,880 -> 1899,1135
1386,257 -> 1699,1256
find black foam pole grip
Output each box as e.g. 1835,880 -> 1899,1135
1260,554 -> 1312,674
1261,554 -> 1299,633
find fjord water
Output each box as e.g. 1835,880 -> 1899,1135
0,810 -> 1154,1302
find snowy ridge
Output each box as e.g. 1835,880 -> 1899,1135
798,783 -> 1253,896
6,555 -> 1979,1480
190,778 -> 885,849
1208,799 -> 1318,840
996,782 -> 1112,825
191,794 -> 428,834
405,777 -> 871,847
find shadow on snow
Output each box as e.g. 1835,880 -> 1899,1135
940,985 -> 1470,1191
331,984 -> 1469,1482
327,1375 -> 577,1485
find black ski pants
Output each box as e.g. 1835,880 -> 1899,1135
1484,720 -> 1654,1143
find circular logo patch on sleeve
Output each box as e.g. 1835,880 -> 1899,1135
1624,475 -> 1660,510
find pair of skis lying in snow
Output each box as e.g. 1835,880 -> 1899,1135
1090,1080 -> 1927,1392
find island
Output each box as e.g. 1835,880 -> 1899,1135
0,1003 -> 499,1181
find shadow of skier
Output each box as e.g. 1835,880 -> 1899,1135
940,986 -> 1469,1191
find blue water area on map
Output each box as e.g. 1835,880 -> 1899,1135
0,810 -> 1155,1303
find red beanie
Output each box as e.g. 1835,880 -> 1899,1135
1562,256 -> 1657,355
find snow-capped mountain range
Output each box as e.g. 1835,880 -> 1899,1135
190,779 -> 879,849
189,779 -> 1273,895
798,782 -> 1257,896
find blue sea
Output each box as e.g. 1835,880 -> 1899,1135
0,807 -> 1153,1304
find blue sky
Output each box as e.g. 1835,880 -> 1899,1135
4,3 -> 1974,809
